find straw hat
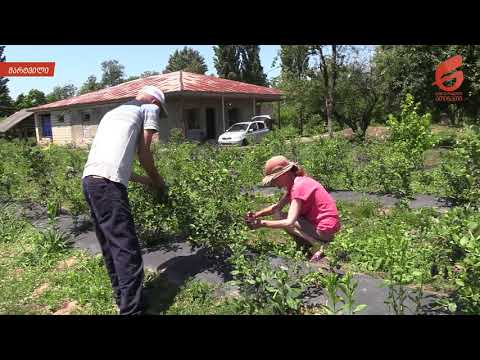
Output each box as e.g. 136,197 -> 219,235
262,156 -> 297,186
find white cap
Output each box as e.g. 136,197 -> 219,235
139,85 -> 168,117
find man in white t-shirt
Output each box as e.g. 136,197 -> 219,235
82,85 -> 168,315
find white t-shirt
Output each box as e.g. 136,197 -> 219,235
82,99 -> 161,187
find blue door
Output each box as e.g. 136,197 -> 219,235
41,116 -> 52,137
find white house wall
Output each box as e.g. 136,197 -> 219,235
34,96 -> 276,145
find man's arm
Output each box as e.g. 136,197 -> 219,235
130,173 -> 153,186
137,129 -> 165,190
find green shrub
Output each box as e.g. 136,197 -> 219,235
303,115 -> 325,137
327,206 -> 440,283
351,94 -> 433,198
387,93 -> 434,162
423,206 -> 480,314
300,137 -> 355,191
169,128 -> 185,144
229,242 -> 306,315
440,127 -> 480,206
353,141 -> 416,197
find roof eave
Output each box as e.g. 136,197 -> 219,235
29,97 -> 135,112
0,110 -> 35,132
177,91 -> 283,100
29,91 -> 283,112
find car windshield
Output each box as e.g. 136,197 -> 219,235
227,124 -> 249,132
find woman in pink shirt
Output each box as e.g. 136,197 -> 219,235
245,155 -> 341,263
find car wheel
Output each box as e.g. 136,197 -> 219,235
242,139 -> 248,146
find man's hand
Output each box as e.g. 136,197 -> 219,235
154,179 -> 169,204
131,173 -> 153,187
153,177 -> 166,192
131,173 -> 168,200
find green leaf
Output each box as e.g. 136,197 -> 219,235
288,288 -> 303,298
448,303 -> 457,313
459,237 -> 469,247
286,298 -> 299,310
412,270 -> 422,279
468,222 -> 479,232
354,304 -> 368,314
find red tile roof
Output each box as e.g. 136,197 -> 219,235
32,71 -> 283,111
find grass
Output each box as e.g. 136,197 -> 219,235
424,148 -> 449,168
431,124 -> 463,135
0,208 -> 116,315
164,279 -> 238,315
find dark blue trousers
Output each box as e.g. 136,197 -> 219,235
82,176 -> 144,315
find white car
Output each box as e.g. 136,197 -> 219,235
218,117 -> 270,146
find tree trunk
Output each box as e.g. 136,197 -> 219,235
329,45 -> 337,139
325,95 -> 333,138
299,107 -> 304,136
355,120 -> 366,141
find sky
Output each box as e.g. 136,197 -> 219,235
2,45 -> 282,99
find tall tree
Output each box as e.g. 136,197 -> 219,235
140,70 -> 160,78
214,45 -> 242,81
46,84 -> 77,103
274,46 -> 320,134
214,45 -> 267,85
122,70 -> 161,83
0,46 -> 13,117
124,75 -> 140,82
311,45 -> 355,137
278,76 -> 318,135
334,58 -> 380,140
15,89 -> 47,109
163,47 -> 208,74
101,59 -> 125,87
78,75 -> 103,95
279,45 -> 311,79
14,94 -> 26,110
373,45 -> 480,124
239,45 -> 267,86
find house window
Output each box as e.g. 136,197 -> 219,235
57,114 -> 65,123
82,112 -> 91,122
186,108 -> 200,129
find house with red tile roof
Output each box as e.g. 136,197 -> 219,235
28,71 -> 283,146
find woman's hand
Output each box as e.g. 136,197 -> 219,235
247,218 -> 263,230
245,211 -> 261,229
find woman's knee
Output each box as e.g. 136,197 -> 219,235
317,231 -> 335,243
